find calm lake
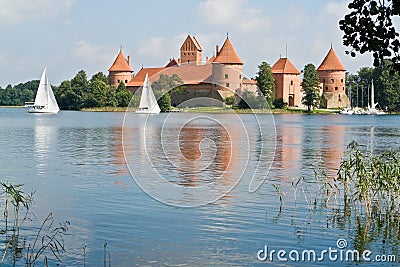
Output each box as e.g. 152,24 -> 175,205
0,108 -> 399,266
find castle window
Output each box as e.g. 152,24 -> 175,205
323,79 -> 325,83
226,83 -> 230,87
341,79 -> 344,83
325,86 -> 328,91
125,80 -> 128,83
335,87 -> 338,90
117,80 -> 120,83
291,80 -> 294,85
343,87 -> 345,91
331,79 -> 334,83
239,74 -> 242,79
225,74 -> 229,79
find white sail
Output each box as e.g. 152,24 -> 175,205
136,73 -> 160,114
370,79 -> 377,109
29,68 -> 59,114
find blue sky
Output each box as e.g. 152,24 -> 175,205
0,0 -> 391,87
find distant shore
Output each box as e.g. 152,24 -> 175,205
4,106 -> 399,114
80,106 -> 340,114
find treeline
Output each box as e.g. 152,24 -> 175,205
0,80 -> 38,106
0,70 -> 132,109
347,60 -> 400,111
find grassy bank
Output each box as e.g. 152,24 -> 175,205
80,107 -> 129,112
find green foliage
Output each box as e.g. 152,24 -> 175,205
157,92 -> 172,112
255,61 -> 275,105
0,81 -> 38,106
237,90 -> 267,109
224,96 -> 234,106
0,182 -> 69,266
273,98 -> 288,109
339,0 -> 400,72
301,63 -> 321,112
152,73 -> 183,92
346,60 -> 400,111
152,74 -> 184,112
337,142 -> 400,216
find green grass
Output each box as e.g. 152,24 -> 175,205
80,107 -> 129,112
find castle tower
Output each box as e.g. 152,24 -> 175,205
317,47 -> 349,108
271,57 -> 302,107
180,35 -> 202,64
212,36 -> 243,95
108,49 -> 134,87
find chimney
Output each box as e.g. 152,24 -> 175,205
127,55 -> 130,65
206,56 -> 209,62
216,45 -> 219,56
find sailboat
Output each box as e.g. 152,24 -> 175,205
366,79 -> 385,115
135,73 -> 160,114
29,67 -> 59,114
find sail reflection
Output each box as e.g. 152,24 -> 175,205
34,124 -> 55,175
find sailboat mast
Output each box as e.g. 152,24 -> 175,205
371,79 -> 374,108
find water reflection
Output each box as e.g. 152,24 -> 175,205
34,125 -> 54,175
273,116 -> 347,181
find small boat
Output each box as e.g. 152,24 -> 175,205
29,68 -> 59,114
364,80 -> 386,115
339,107 -> 354,115
135,73 -> 160,114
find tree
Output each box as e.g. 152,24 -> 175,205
115,82 -> 133,107
152,74 -> 184,111
152,73 -> 183,92
301,64 -> 321,112
339,0 -> 400,72
255,62 -> 275,106
273,98 -> 288,109
237,90 -> 266,109
157,92 -> 172,112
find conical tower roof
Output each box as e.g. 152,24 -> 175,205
317,47 -> 346,71
213,37 -> 243,64
108,49 -> 133,72
271,57 -> 300,74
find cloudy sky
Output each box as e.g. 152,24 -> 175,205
0,0 -> 389,87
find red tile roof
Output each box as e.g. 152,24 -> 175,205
180,35 -> 202,51
207,55 -> 216,62
318,47 -> 346,71
165,58 -> 180,68
213,37 -> 243,64
271,58 -> 301,74
242,79 -> 257,84
108,50 -> 133,72
156,63 -> 213,85
126,67 -> 164,87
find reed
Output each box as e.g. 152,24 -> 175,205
0,182 -> 69,266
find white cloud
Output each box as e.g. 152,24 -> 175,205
198,0 -> 269,33
72,41 -> 114,66
0,0 -> 74,25
322,1 -> 349,17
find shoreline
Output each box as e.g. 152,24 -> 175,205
3,106 -> 399,114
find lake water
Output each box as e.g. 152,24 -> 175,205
0,108 -> 399,266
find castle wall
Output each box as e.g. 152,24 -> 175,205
273,73 -> 302,107
318,70 -> 346,93
109,71 -> 133,87
212,63 -> 243,93
318,70 -> 349,108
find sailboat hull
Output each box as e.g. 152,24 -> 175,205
28,106 -> 59,114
